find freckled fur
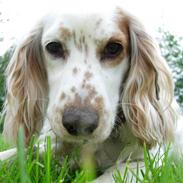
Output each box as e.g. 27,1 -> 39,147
60,27 -> 72,41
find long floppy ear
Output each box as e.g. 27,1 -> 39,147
120,13 -> 176,147
3,22 -> 48,144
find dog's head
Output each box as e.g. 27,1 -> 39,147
3,8 -> 176,146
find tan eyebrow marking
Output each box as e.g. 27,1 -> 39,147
96,32 -> 128,67
117,13 -> 129,55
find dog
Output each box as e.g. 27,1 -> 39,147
0,6 -> 183,182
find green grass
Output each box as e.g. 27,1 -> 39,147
0,131 -> 183,183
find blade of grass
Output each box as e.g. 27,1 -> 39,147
35,142 -> 40,183
17,127 -> 29,183
57,156 -> 69,182
45,136 -> 51,183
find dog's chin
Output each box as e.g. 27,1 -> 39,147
60,128 -> 113,145
61,133 -> 110,144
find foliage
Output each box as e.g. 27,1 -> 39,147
113,145 -> 183,183
0,134 -> 183,183
0,51 -> 10,110
158,29 -> 183,108
0,134 -> 92,183
0,50 -> 12,132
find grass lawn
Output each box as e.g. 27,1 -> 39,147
0,129 -> 183,183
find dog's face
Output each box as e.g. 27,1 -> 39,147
4,8 -> 175,146
42,13 -> 129,143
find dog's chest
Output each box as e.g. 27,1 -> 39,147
94,135 -> 124,170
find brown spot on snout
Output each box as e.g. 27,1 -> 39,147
71,86 -> 76,93
82,79 -> 87,89
60,92 -> 66,100
84,84 -> 98,105
73,67 -> 78,75
64,93 -> 82,109
84,71 -> 93,80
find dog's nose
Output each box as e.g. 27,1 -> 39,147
62,106 -> 99,136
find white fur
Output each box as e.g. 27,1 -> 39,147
42,13 -> 129,143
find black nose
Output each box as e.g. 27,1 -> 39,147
62,106 -> 99,136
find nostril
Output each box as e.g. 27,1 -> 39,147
62,106 -> 99,136
62,111 -> 80,135
85,123 -> 98,134
63,122 -> 78,135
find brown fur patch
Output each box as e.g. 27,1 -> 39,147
64,84 -> 101,111
73,67 -> 78,75
85,84 -> 98,100
95,10 -> 129,67
64,93 -> 82,109
60,27 -> 72,41
84,71 -> 93,80
72,30 -> 89,54
96,33 -> 128,67
94,96 -> 104,113
60,92 -> 66,100
71,86 -> 76,93
116,9 -> 130,56
82,79 -> 87,89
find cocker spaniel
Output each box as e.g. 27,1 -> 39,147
0,6 -> 183,183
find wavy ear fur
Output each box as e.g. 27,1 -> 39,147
3,22 -> 48,144
119,12 -> 176,146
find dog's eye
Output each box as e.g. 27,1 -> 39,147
46,42 -> 64,58
102,42 -> 123,60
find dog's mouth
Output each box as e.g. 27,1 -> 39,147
61,134 -> 94,144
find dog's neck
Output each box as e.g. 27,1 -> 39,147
59,122 -> 139,172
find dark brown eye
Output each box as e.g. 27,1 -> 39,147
46,42 -> 64,58
102,42 -> 123,60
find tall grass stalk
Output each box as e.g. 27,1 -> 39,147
17,127 -> 29,183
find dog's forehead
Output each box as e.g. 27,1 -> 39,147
42,12 -> 121,42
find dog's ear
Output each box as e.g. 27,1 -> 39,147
3,22 -> 48,144
119,12 -> 176,146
